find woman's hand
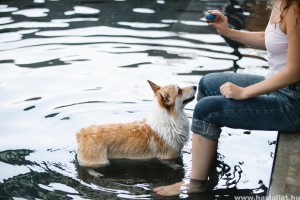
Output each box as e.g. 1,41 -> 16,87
206,10 -> 231,36
220,82 -> 248,100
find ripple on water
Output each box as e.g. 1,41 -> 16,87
132,8 -> 156,14
0,0 -> 277,199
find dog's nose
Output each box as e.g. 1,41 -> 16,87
192,86 -> 197,90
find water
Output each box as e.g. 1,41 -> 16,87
0,0 -> 277,199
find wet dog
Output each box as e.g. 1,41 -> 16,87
76,80 -> 196,169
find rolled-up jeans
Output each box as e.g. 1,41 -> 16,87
191,72 -> 300,141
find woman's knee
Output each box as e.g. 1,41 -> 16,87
193,96 -> 224,121
193,98 -> 209,120
197,77 -> 206,101
197,73 -> 223,101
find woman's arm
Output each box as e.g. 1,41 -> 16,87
221,67 -> 299,100
223,30 -> 266,50
220,3 -> 300,100
207,10 -> 266,50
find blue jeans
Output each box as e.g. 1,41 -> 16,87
191,73 -> 300,141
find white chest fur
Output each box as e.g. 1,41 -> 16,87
146,101 -> 190,153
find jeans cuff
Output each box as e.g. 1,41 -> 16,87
191,118 -> 221,141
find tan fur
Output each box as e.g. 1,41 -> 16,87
76,120 -> 176,168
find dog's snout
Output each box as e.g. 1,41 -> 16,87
192,86 -> 197,91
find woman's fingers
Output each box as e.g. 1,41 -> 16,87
205,10 -> 229,35
220,82 -> 233,98
220,82 -> 247,100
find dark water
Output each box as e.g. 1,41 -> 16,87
0,0 -> 277,199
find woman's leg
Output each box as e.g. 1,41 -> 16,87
153,72 -> 300,196
190,134 -> 217,180
153,134 -> 217,196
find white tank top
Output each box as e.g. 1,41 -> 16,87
265,21 -> 288,76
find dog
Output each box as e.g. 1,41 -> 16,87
76,80 -> 196,169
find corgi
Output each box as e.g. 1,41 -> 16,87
76,80 -> 197,168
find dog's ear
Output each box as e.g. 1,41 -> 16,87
157,91 -> 172,110
158,91 -> 171,105
147,80 -> 160,93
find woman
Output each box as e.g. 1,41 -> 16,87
153,0 -> 300,196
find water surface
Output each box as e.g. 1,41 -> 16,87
0,0 -> 277,199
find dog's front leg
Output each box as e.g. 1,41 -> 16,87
87,169 -> 104,178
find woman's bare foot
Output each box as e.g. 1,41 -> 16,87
153,179 -> 208,196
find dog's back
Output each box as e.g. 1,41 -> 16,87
76,120 -> 177,168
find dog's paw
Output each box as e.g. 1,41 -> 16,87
87,169 -> 104,178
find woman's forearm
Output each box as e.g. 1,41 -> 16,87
220,68 -> 299,100
223,29 -> 266,50
244,68 -> 300,98
206,10 -> 266,50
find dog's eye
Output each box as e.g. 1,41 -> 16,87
177,87 -> 182,95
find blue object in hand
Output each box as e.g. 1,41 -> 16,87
205,13 -> 217,21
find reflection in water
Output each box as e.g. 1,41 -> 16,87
0,0 -> 277,199
132,8 -> 156,14
0,149 -> 35,166
12,8 -> 50,17
0,148 -> 269,199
